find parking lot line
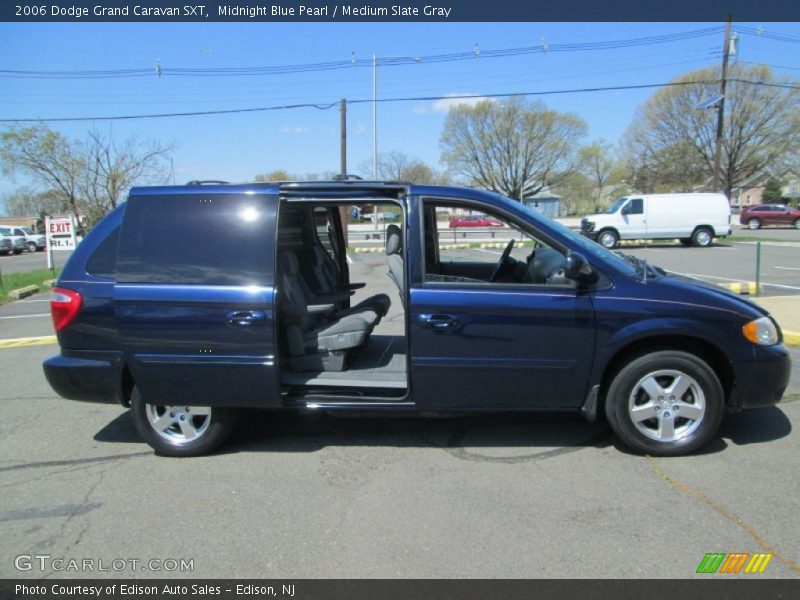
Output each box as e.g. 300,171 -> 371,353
0,335 -> 56,349
0,313 -> 51,320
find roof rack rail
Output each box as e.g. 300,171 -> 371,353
186,180 -> 229,186
332,173 -> 364,181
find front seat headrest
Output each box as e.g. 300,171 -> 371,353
385,224 -> 402,256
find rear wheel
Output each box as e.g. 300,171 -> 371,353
748,218 -> 761,230
794,218 -> 800,230
604,351 -> 724,456
691,227 -> 713,247
26,242 -> 37,252
131,387 -> 236,457
597,229 -> 618,249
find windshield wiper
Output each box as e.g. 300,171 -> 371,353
615,252 -> 662,280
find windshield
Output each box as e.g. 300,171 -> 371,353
516,203 -> 638,276
605,197 -> 628,214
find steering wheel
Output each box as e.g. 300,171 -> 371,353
489,239 -> 515,282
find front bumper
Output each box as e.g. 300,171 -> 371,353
730,343 -> 792,409
43,352 -> 123,404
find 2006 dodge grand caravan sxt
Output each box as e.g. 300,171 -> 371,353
44,181 -> 791,457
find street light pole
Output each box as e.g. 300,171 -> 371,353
372,52 -> 377,180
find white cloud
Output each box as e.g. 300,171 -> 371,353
431,94 -> 495,113
411,103 -> 429,115
280,124 -> 310,135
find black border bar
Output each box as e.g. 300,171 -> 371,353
2,580 -> 800,600
3,1 -> 800,22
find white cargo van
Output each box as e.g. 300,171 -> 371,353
580,193 -> 731,248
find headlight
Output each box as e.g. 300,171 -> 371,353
742,317 -> 779,346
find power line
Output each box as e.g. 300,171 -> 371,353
0,80 -> 717,123
0,27 -> 723,80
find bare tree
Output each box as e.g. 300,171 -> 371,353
440,96 -> 587,200
359,151 -> 449,184
81,128 -> 173,226
623,64 -> 800,197
1,125 -> 173,233
1,187 -> 67,218
577,140 -> 625,212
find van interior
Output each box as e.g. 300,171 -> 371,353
276,199 -> 408,399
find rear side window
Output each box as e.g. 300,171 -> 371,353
86,226 -> 119,279
116,194 -> 275,286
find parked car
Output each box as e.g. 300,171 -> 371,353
0,227 -> 26,254
739,204 -> 800,230
581,193 -> 731,248
449,215 -> 504,228
44,181 -> 790,458
0,237 -> 12,256
20,227 -> 46,252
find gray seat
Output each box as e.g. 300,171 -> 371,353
309,247 -> 391,317
277,252 -> 373,372
386,224 -> 404,296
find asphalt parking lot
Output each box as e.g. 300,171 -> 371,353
1,241 -> 799,579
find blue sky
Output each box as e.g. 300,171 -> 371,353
1,21 -> 799,197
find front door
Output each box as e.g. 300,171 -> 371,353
621,197 -> 646,238
409,200 -> 596,410
114,192 -> 280,408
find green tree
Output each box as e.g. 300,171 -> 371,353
623,64 -> 800,198
254,169 -> 294,182
440,96 -> 587,200
762,177 -> 785,203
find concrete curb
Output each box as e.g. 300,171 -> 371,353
42,279 -> 57,288
718,282 -> 764,295
783,331 -> 800,348
7,285 -> 39,300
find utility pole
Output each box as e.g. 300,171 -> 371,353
338,98 -> 350,246
339,98 -> 347,176
372,52 -> 378,179
712,16 -> 732,194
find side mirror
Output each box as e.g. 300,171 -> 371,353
565,252 -> 598,285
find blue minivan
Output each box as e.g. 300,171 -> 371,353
44,181 -> 791,457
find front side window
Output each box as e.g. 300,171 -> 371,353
423,201 -> 572,287
626,198 -> 644,215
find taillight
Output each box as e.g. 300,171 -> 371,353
50,287 -> 83,332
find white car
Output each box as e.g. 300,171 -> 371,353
0,227 -> 27,254
20,226 -> 46,252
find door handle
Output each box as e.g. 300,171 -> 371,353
226,310 -> 266,326
418,313 -> 459,331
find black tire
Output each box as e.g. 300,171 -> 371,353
604,351 -> 724,456
679,238 -> 692,247
794,218 -> 800,230
26,242 -> 37,253
597,229 -> 619,249
691,227 -> 713,247
131,387 -> 237,457
747,218 -> 761,230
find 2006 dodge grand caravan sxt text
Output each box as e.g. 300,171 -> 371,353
44,181 -> 791,457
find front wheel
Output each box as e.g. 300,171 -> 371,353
692,227 -> 713,247
597,229 -> 619,249
26,242 -> 37,252
794,219 -> 800,230
748,218 -> 761,230
131,387 -> 237,457
604,351 -> 724,456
